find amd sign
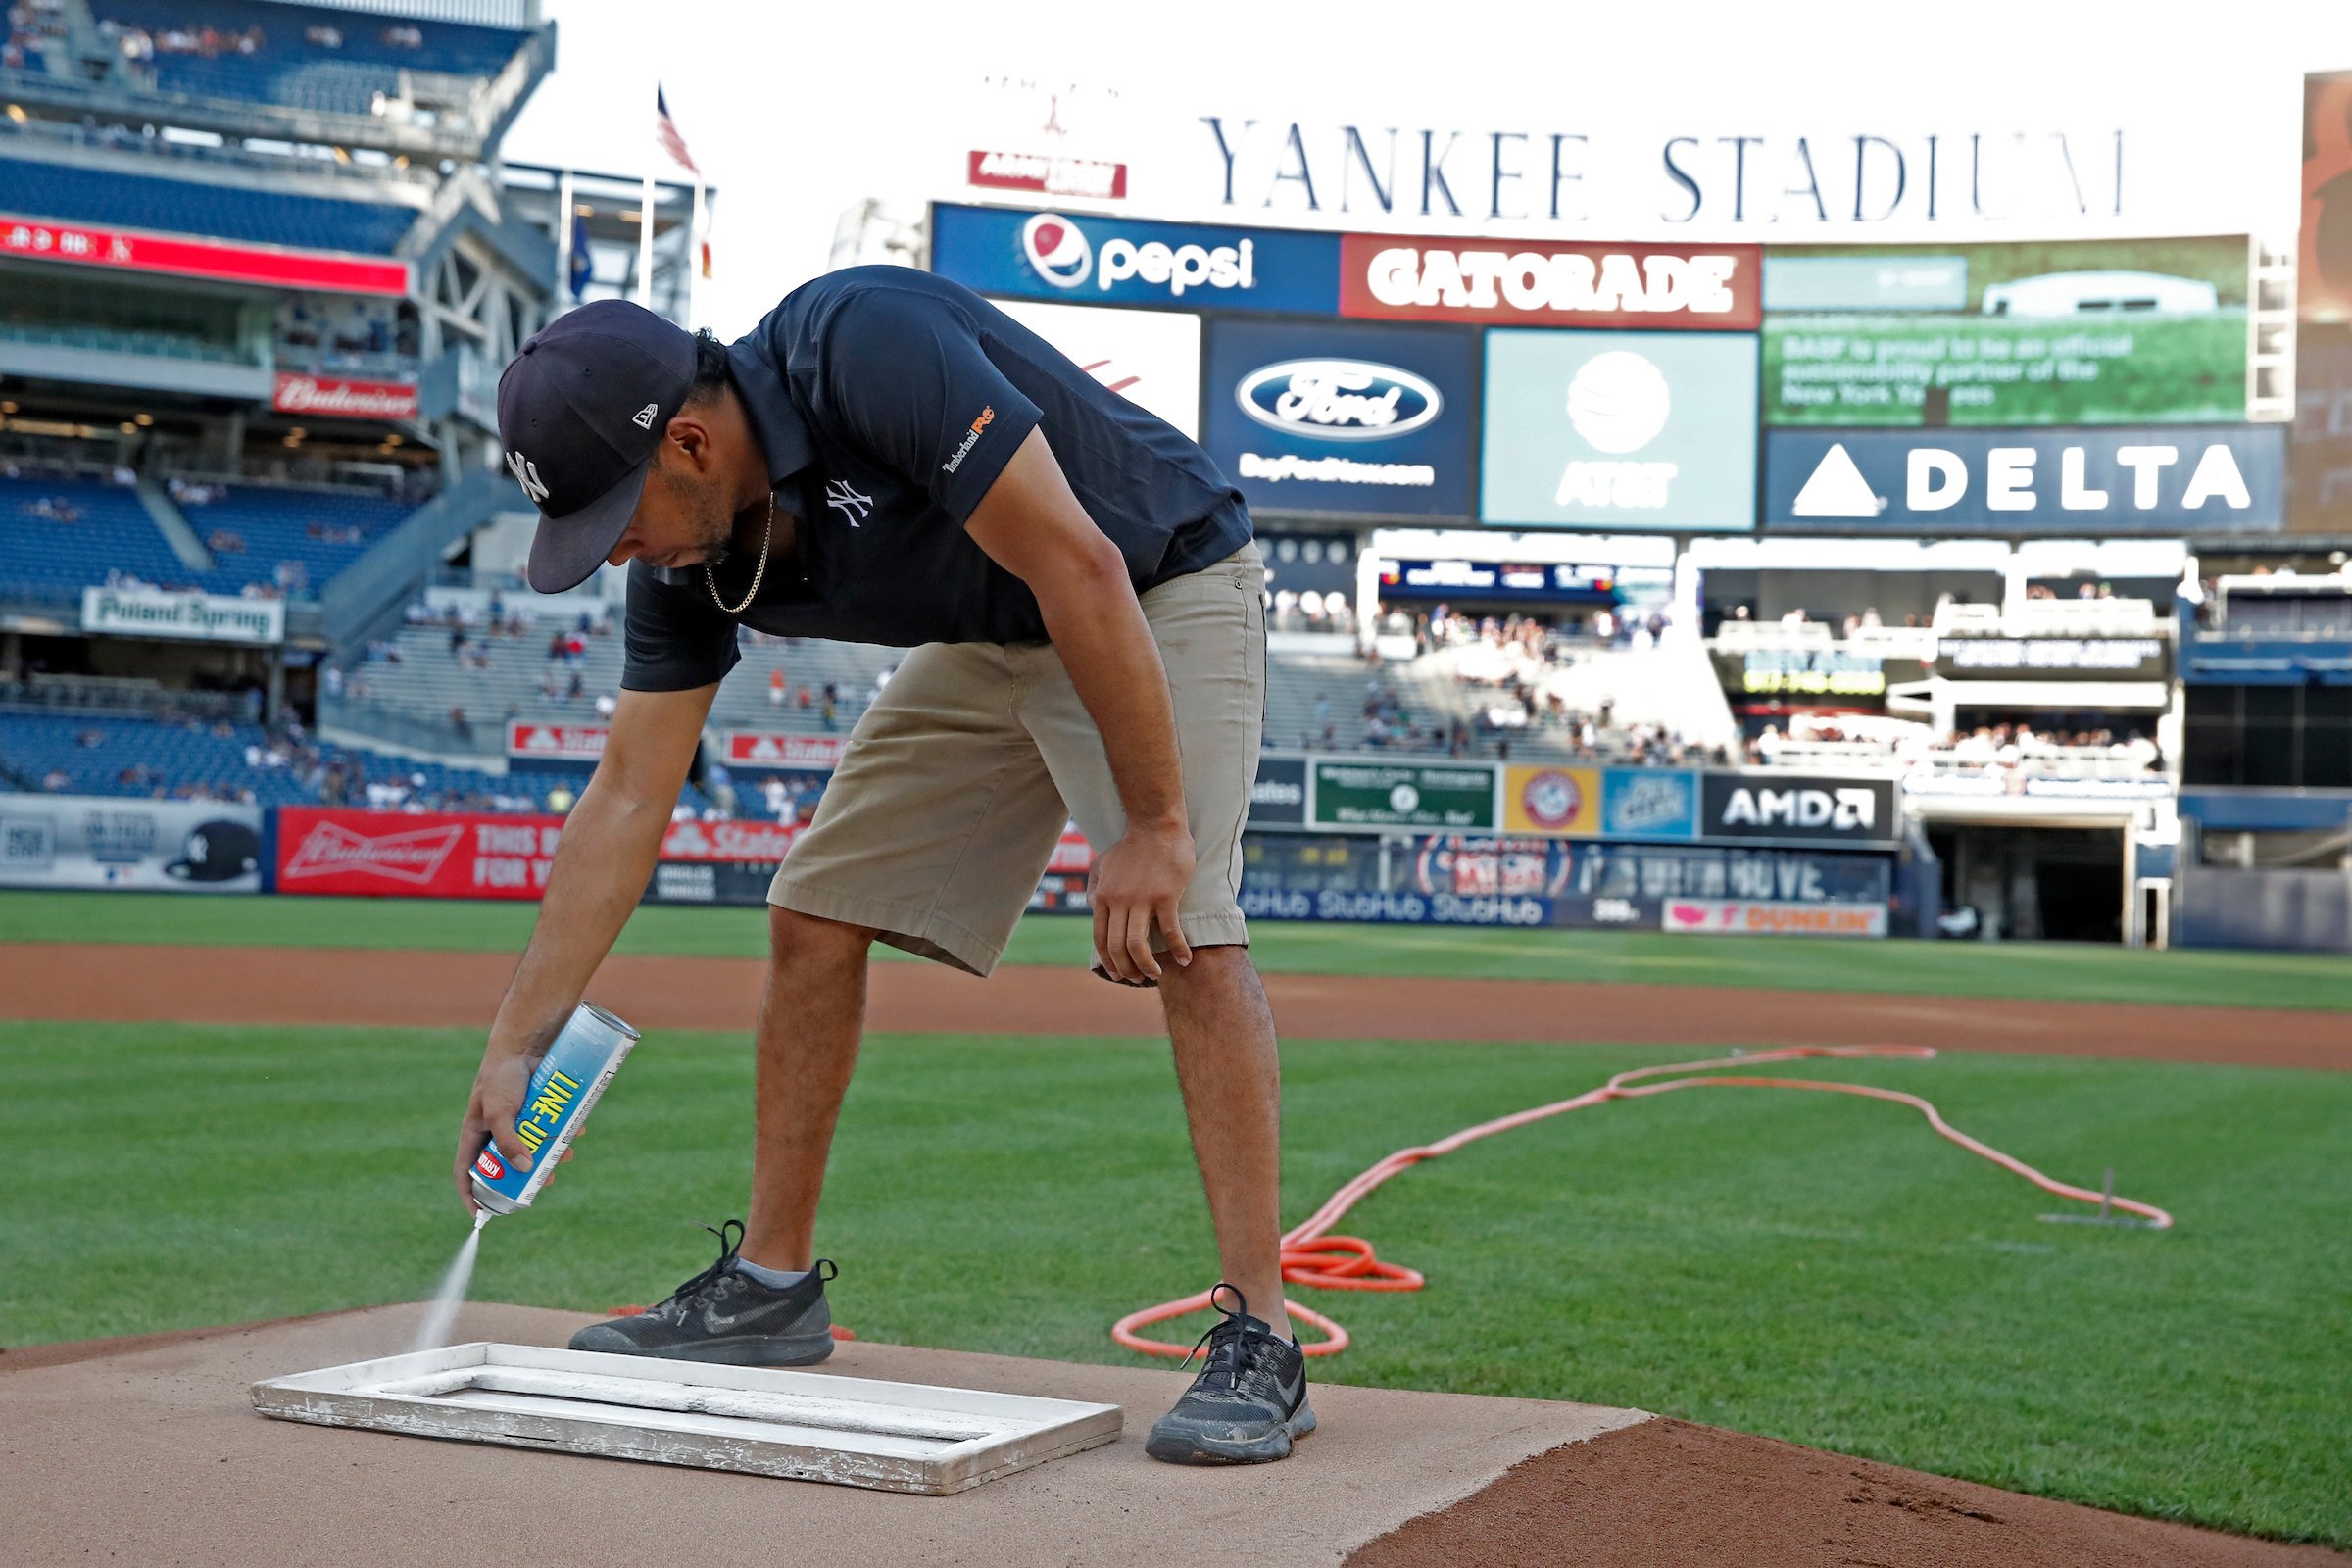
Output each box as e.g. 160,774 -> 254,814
1701,773 -> 1897,846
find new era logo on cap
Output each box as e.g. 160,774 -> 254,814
496,299 -> 700,593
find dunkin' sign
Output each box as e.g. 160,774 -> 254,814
272,372 -> 419,420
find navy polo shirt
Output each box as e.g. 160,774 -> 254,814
621,267 -> 1250,692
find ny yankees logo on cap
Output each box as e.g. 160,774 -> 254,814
507,451 -> 550,506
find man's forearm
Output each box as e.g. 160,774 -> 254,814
1034,560 -> 1187,834
487,776 -> 673,1057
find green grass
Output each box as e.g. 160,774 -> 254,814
5,889 -> 2349,1011
2,1020 -> 2345,1545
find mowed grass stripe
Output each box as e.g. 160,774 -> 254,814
3,890 -> 2347,1011
0,1020 -> 2344,1544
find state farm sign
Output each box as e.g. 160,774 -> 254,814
1340,236 -> 1760,329
725,732 -> 848,769
506,721 -> 608,760
273,372 -> 419,421
659,817 -> 801,863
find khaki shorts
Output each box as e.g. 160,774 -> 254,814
769,542 -> 1265,977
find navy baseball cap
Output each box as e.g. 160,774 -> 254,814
497,300 -> 698,593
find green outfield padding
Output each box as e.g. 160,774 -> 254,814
1,1021 -> 2344,1545
3,889 -> 2349,1011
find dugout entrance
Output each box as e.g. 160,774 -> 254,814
1914,798 -> 2157,946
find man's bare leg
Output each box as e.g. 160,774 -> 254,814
740,906 -> 875,1273
1156,944 -> 1295,1341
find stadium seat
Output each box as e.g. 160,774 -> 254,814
183,483 -> 413,598
0,156 -> 420,254
0,476 -> 194,600
92,0 -> 532,117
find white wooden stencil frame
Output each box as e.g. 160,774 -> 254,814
252,1342 -> 1123,1494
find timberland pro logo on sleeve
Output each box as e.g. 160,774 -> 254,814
941,405 -> 997,474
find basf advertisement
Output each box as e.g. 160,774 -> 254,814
1760,236 -> 2252,428
1480,328 -> 1759,530
1201,317 -> 1477,519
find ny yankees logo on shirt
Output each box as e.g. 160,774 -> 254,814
824,479 -> 874,526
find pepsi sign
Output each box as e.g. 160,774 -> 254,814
1203,318 -> 1478,519
1235,360 -> 1443,441
930,202 -> 1341,314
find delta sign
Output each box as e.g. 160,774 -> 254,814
1764,425 -> 2287,532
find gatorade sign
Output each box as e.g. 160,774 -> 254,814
1340,236 -> 1760,329
1764,425 -> 2287,532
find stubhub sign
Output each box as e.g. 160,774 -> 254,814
930,202 -> 1341,314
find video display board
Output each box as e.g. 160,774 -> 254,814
1480,328 -> 1758,530
992,299 -> 1203,437
1760,237 -> 2251,427
1201,317 -> 1478,518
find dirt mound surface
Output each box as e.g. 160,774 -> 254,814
1348,1417 -> 2344,1568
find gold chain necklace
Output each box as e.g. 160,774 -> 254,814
704,490 -> 773,614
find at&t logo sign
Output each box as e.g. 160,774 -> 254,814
1559,349 -> 1675,510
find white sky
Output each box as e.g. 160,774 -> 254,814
500,0 -> 2352,339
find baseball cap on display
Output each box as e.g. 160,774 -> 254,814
497,299 -> 699,593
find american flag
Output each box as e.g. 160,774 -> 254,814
655,86 -> 698,175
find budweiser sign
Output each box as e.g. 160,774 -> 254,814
281,820 -> 464,886
725,732 -> 849,769
273,372 -> 419,421
506,721 -> 609,760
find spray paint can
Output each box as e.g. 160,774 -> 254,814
469,1002 -> 640,1217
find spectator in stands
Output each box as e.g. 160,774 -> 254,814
565,668 -> 585,703
768,667 -> 786,708
450,708 -> 472,744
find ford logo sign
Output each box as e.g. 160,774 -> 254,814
1235,359 -> 1442,442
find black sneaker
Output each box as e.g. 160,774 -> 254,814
567,1221 -> 837,1367
1144,1284 -> 1315,1465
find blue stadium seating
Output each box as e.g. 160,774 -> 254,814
0,157 -> 419,254
0,476 -> 194,599
94,0 -> 531,116
0,711 -> 589,810
186,484 -> 412,597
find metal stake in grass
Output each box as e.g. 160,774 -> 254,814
2040,1166 -> 2160,1229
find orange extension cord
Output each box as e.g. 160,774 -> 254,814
1111,1045 -> 2173,1359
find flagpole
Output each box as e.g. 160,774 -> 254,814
556,167 -> 575,312
636,169 -> 656,309
687,175 -> 706,328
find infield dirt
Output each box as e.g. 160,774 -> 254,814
3,940 -> 2344,1070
